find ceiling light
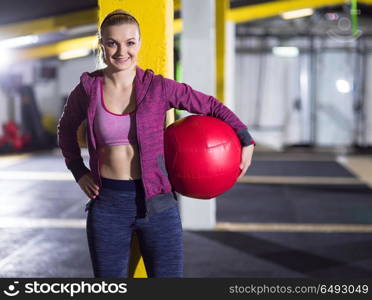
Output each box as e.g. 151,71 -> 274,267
281,8 -> 314,20
272,46 -> 299,57
63,24 -> 98,36
336,79 -> 351,94
59,48 -> 91,60
0,35 -> 39,49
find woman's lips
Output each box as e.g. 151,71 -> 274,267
115,57 -> 130,64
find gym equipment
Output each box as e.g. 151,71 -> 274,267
164,115 -> 242,199
0,121 -> 31,152
20,85 -> 48,147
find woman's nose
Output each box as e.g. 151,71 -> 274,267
116,45 -> 127,56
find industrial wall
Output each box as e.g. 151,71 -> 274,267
234,36 -> 372,149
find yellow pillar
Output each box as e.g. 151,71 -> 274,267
216,0 -> 228,103
97,0 -> 175,278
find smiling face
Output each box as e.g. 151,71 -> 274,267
99,23 -> 141,72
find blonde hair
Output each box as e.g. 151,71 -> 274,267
95,9 -> 141,69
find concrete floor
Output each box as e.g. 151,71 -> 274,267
0,145 -> 372,277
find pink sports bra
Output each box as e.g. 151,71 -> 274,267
93,80 -> 137,147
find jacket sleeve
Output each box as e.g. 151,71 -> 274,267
57,82 -> 90,182
162,77 -> 256,147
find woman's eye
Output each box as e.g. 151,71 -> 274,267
128,41 -> 135,46
106,41 -> 116,47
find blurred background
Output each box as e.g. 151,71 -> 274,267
0,0 -> 372,277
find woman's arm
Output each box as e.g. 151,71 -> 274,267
57,83 -> 90,182
162,77 -> 256,147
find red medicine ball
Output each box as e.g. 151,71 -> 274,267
164,115 -> 242,199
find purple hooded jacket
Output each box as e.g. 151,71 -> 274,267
57,66 -> 255,217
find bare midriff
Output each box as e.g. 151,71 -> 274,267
97,144 -> 141,180
98,70 -> 141,180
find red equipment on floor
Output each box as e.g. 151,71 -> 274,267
0,121 -> 31,151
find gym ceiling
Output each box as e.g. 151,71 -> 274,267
1,0 -> 372,60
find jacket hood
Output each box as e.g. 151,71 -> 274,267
79,65 -> 154,102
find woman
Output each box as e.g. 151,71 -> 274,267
57,9 -> 255,278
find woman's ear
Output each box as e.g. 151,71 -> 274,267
99,43 -> 106,64
138,38 -> 142,50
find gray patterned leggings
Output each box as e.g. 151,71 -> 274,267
86,177 -> 183,278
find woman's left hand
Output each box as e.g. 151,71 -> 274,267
238,144 -> 255,179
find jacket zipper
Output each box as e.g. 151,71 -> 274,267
89,108 -> 101,188
134,70 -> 153,219
135,112 -> 148,217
